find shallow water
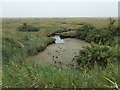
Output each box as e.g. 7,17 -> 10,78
30,38 -> 89,69
52,35 -> 65,44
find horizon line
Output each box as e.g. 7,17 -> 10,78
1,16 -> 118,19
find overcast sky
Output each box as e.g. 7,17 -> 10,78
1,0 -> 118,18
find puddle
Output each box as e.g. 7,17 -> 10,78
30,38 -> 89,69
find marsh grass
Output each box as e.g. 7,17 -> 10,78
2,32 -> 55,63
18,23 -> 39,32
60,31 -> 76,38
2,59 -> 119,88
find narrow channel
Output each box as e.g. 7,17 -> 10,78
52,35 -> 65,44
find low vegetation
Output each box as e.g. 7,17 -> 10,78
75,18 -> 119,75
18,23 -> 39,32
76,43 -> 118,70
76,23 -> 118,46
2,60 -> 119,88
60,31 -> 76,38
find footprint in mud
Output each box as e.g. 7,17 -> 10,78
52,56 -> 55,60
54,61 -> 56,64
47,52 -> 51,55
52,55 -> 59,61
54,61 -> 63,66
56,56 -> 59,58
57,61 -> 62,65
55,51 -> 58,52
66,64 -> 74,69
58,46 -> 62,49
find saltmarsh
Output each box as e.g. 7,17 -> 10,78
2,18 -> 119,88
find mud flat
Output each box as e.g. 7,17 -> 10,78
30,37 -> 89,69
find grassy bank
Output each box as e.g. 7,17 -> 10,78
60,31 -> 76,38
2,33 -> 55,64
3,60 -> 119,88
